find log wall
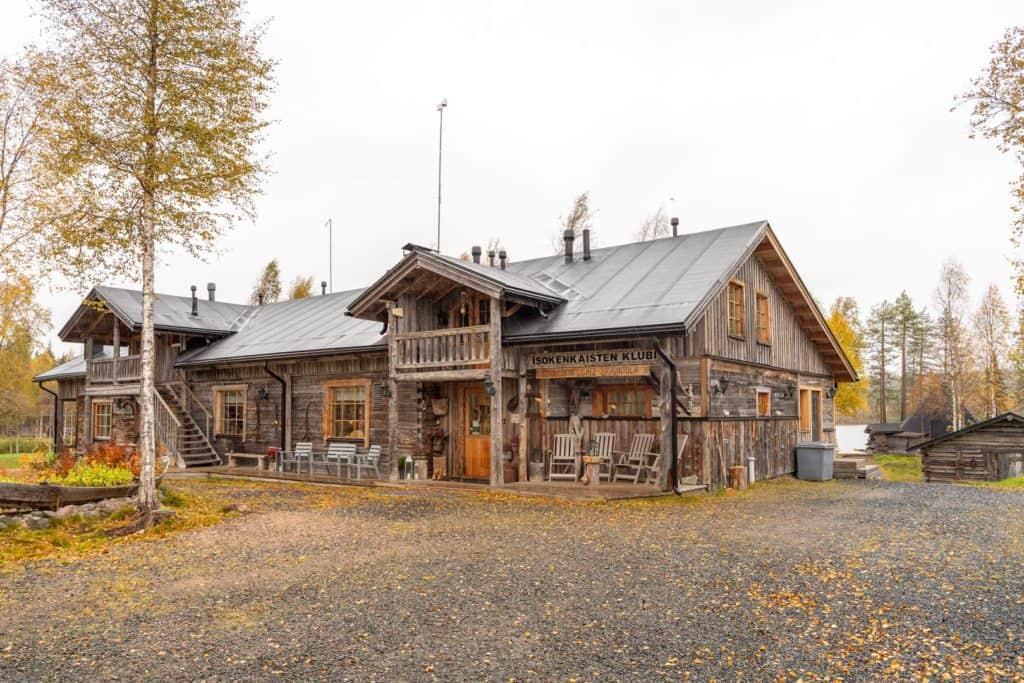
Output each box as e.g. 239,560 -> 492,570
922,418 -> 1024,482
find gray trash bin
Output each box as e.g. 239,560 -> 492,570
796,442 -> 834,481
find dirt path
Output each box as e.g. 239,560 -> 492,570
1,478 -> 1022,681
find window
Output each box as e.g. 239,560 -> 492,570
63,401 -> 77,447
449,293 -> 491,328
593,385 -> 653,418
727,281 -> 746,338
756,389 -> 771,418
756,292 -> 771,344
323,380 -> 371,445
92,400 -> 112,441
477,297 -> 490,326
214,386 -> 246,437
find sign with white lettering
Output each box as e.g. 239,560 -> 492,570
528,348 -> 656,378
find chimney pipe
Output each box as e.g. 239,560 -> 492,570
563,229 -> 575,264
257,292 -> 264,306
471,245 -> 482,264
671,216 -> 679,237
190,285 -> 198,316
487,249 -> 496,267
207,282 -> 216,302
582,229 -> 591,261
321,281 -> 327,295
498,249 -> 507,270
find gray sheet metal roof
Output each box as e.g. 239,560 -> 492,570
501,221 -> 767,340
60,286 -> 253,338
430,252 -> 565,304
176,288 -> 386,367
34,354 -> 89,381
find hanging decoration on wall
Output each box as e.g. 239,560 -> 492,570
431,398 -> 449,416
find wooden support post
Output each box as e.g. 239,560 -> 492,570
387,305 -> 400,480
658,356 -> 672,491
489,296 -> 503,487
516,350 -> 528,484
112,320 -> 120,385
283,370 -> 292,453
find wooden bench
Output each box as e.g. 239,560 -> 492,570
227,452 -> 269,470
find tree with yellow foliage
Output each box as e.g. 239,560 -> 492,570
828,297 -> 868,418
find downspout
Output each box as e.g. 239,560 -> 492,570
653,340 -> 682,494
264,363 -> 287,451
37,381 -> 60,453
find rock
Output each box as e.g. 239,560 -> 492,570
0,514 -> 17,529
148,508 -> 176,525
220,503 -> 252,514
23,515 -> 51,530
53,505 -> 81,519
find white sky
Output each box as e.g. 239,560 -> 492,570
2,1 -> 1022,354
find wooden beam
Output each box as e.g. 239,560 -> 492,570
489,295 -> 503,486
394,369 -> 489,383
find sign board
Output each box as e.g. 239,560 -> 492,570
529,348 -> 656,379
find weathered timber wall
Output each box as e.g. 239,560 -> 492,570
692,254 -> 831,375
681,417 -> 800,490
922,419 -> 1024,482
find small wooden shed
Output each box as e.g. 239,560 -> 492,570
919,412 -> 1024,483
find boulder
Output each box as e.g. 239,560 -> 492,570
23,514 -> 52,530
0,515 -> 17,530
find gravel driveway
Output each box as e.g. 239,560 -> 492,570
1,477 -> 1022,681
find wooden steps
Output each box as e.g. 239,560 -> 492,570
834,456 -> 881,481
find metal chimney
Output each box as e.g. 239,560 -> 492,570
190,285 -> 198,316
257,292 -> 264,306
671,216 -> 679,237
582,229 -> 591,261
321,281 -> 327,295
487,249 -> 496,267
563,229 -> 575,264
471,246 -> 482,264
207,282 -> 216,302
498,249 -> 507,270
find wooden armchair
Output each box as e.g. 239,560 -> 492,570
548,434 -> 578,481
612,433 -> 656,484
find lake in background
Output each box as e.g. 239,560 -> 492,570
835,424 -> 868,453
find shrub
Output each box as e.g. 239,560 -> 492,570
85,442 -> 140,477
55,463 -> 135,487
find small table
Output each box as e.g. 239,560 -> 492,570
580,455 -> 603,486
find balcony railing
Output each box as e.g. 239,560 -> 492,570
87,355 -> 142,383
394,325 -> 491,370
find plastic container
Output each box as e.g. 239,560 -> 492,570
796,442 -> 835,481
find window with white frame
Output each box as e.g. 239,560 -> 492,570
92,400 -> 112,440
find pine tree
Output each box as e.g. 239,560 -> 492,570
866,301 -> 896,423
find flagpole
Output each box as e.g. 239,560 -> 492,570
325,218 -> 332,292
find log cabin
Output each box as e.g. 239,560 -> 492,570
35,220 -> 857,491
919,412 -> 1024,483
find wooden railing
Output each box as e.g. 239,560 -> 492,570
87,355 -> 142,383
153,389 -> 181,467
394,325 -> 491,370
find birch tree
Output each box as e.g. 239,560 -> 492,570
635,206 -> 672,241
553,192 -> 594,254
973,283 -> 1011,417
33,0 -> 274,518
935,260 -> 972,431
288,275 -> 314,299
250,259 -> 282,304
827,297 -> 868,417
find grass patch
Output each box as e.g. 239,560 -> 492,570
873,454 -> 923,482
0,482 -> 236,568
0,452 -> 37,470
962,476 -> 1024,492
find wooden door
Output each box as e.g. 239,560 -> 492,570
464,387 -> 491,480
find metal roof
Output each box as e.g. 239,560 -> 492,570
176,288 -> 386,367
34,354 -> 90,382
60,286 -> 252,340
501,221 -> 767,340
915,412 -> 1024,450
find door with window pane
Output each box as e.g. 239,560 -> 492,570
463,387 -> 491,480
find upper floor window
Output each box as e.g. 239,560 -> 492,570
727,281 -> 746,338
214,386 -> 246,437
756,292 -> 771,344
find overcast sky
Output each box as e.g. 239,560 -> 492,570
2,1 -> 1022,354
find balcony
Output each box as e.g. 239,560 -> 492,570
394,325 -> 491,371
87,355 -> 142,383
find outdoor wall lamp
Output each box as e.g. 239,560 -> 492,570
483,377 -> 496,397
380,382 -> 392,399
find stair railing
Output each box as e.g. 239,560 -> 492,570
153,388 -> 183,468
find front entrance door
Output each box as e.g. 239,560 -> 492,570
464,387 -> 491,480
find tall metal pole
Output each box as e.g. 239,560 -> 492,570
325,218 -> 332,292
436,97 -> 447,252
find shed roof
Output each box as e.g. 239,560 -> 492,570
175,288 -> 386,367
916,412 -> 1024,450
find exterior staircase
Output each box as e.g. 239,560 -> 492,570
156,384 -> 221,467
834,455 -> 882,481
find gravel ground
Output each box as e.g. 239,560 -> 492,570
1,477 -> 1023,681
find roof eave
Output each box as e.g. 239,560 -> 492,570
175,343 -> 388,368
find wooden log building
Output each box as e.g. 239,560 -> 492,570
35,220 -> 857,491
919,412 -> 1024,483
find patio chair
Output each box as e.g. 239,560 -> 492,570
636,433 -> 690,486
592,432 -> 616,481
352,444 -> 382,480
612,433 -> 656,484
324,442 -> 357,478
548,434 -> 578,481
279,442 -> 314,474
